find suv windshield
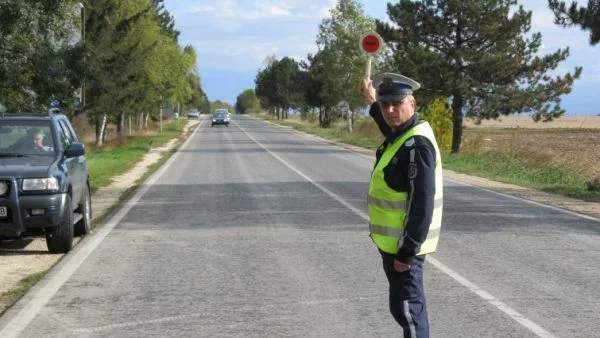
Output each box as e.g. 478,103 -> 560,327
0,120 -> 55,156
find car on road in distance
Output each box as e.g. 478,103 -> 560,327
187,109 -> 200,119
0,109 -> 91,253
214,108 -> 231,118
211,111 -> 230,127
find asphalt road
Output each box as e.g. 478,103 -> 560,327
0,115 -> 599,338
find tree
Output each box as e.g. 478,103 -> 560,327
549,0 -> 600,45
235,89 -> 260,114
82,0 -> 202,145
210,100 -> 234,111
0,1 -> 82,111
378,0 -> 582,153
254,57 -> 304,119
311,0 -> 378,127
151,0 -> 180,41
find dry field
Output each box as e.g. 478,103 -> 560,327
463,115 -> 600,129
463,116 -> 600,182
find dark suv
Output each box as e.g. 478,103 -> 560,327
0,111 -> 91,253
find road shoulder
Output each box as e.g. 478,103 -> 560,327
0,120 -> 200,313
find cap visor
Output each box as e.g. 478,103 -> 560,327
378,94 -> 409,103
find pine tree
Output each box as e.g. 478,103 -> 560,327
549,0 -> 600,45
378,0 -> 582,153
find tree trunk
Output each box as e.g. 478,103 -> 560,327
95,114 -> 107,148
347,110 -> 353,133
319,106 -> 323,127
451,93 -> 464,153
116,112 -> 124,138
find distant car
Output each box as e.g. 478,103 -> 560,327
187,109 -> 200,119
214,109 -> 232,119
0,111 -> 91,253
211,111 -> 230,127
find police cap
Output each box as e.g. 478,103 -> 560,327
373,73 -> 421,103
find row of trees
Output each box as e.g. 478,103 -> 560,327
0,0 -> 209,146
253,1 -> 376,128
251,0 -> 596,153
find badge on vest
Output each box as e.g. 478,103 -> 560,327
408,163 -> 418,179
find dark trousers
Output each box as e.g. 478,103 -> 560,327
380,251 -> 429,338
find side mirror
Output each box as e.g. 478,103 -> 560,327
64,142 -> 85,158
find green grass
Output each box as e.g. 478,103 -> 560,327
254,113 -> 600,203
0,271 -> 46,316
87,120 -> 186,191
443,151 -> 599,202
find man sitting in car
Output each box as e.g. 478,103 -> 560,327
12,127 -> 54,152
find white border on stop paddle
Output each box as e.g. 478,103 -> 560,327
360,32 -> 383,79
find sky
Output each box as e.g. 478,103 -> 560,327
164,0 -> 599,116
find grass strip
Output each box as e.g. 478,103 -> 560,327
87,120 -> 186,191
254,113 -> 600,202
0,271 -> 47,316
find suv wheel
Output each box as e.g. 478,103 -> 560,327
46,195 -> 74,253
74,186 -> 92,236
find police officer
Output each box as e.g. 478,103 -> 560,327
359,73 -> 443,338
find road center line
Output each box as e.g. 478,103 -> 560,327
236,119 -> 559,338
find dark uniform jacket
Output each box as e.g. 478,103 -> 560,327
369,102 -> 437,264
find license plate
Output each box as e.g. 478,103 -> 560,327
0,206 -> 6,218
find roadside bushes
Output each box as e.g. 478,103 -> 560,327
419,98 -> 453,152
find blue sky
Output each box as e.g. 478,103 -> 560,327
164,0 -> 598,116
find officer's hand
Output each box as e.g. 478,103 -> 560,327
393,259 -> 411,273
360,79 -> 376,105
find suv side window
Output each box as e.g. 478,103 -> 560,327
59,118 -> 79,142
56,120 -> 73,148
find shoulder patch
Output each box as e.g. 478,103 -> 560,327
404,138 -> 415,147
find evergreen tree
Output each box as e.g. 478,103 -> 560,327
549,0 -> 600,45
151,0 -> 180,41
378,0 -> 582,153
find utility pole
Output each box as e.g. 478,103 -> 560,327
160,96 -> 163,135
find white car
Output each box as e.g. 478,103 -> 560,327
187,109 -> 200,119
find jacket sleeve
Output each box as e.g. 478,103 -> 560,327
369,102 -> 390,136
395,136 -> 436,263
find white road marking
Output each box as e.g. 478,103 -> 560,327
0,122 -> 206,338
445,178 -> 600,222
280,115 -> 599,223
236,119 -> 560,338
0,118 -> 567,338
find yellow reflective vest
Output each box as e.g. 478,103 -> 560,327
368,121 -> 443,255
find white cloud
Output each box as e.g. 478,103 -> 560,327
181,1 -> 294,21
190,5 -> 216,13
318,0 -> 336,18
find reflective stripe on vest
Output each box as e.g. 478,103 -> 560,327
367,121 -> 443,255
